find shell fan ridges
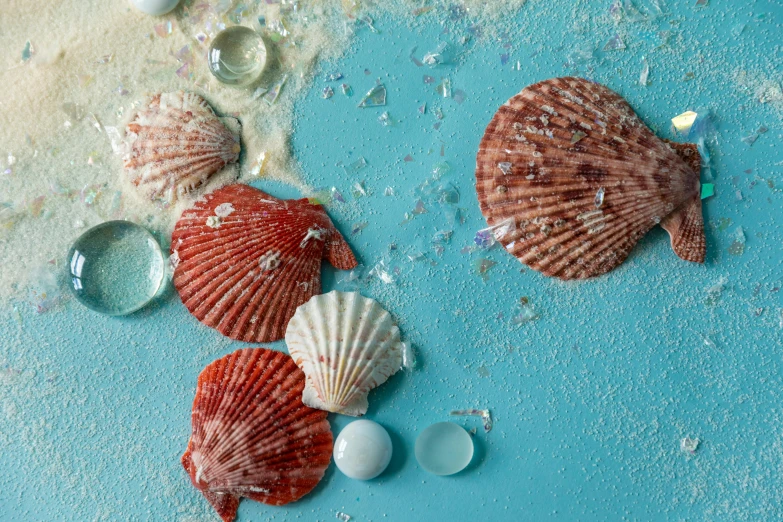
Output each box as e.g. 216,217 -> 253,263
285,291 -> 404,417
171,184 -> 358,343
475,76 -> 705,280
123,90 -> 241,203
181,348 -> 333,522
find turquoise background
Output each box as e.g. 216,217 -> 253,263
2,1 -> 783,520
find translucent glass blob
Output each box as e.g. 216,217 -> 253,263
415,422 -> 473,476
208,27 -> 268,87
67,221 -> 165,315
333,420 -> 392,480
130,0 -> 180,16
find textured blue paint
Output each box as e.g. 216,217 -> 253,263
3,1 -> 783,521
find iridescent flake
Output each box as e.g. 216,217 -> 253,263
351,222 -> 367,235
378,111 -> 392,126
603,34 -> 626,51
639,58 -> 650,86
264,74 -> 288,105
594,187 -> 605,208
341,83 -> 353,96
680,437 -> 700,454
510,297 -> 539,325
700,183 -> 714,199
22,41 -> 34,62
497,162 -> 512,175
322,86 -> 334,99
325,71 -> 343,81
671,111 -> 698,134
358,84 -> 387,107
450,409 -> 492,432
571,131 -> 587,144
473,258 -> 496,281
343,157 -> 367,175
351,182 -> 367,198
435,77 -> 452,98
331,187 -> 345,203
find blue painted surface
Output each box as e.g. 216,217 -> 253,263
2,1 -> 783,521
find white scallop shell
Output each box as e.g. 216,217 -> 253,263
285,291 -> 403,417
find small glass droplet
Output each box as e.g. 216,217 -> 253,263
207,26 -> 268,87
415,422 -> 473,475
67,221 -> 165,315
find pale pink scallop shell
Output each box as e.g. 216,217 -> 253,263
124,91 -> 240,202
475,76 -> 705,280
182,348 -> 333,522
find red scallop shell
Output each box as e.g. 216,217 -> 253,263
181,348 -> 333,522
171,184 -> 358,342
476,77 -> 705,280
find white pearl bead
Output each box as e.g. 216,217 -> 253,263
333,420 -> 392,480
131,0 -> 180,16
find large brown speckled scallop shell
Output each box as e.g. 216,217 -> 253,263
182,348 -> 333,522
124,91 -> 241,202
476,77 -> 705,280
171,184 -> 358,343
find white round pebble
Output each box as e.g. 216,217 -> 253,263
130,0 -> 180,16
333,420 -> 393,480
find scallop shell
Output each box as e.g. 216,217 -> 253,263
172,184 -> 358,343
285,291 -> 403,417
181,348 -> 333,522
476,76 -> 706,280
124,91 -> 241,201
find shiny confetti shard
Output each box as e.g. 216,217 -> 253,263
401,342 -> 416,370
603,33 -> 626,51
727,226 -> 746,256
453,89 -> 466,104
330,187 -> 345,203
358,84 -> 387,107
264,74 -> 288,105
351,221 -> 367,235
671,111 -> 698,134
413,200 -> 427,214
474,218 -> 516,249
343,156 -> 367,175
378,111 -> 392,126
741,126 -> 768,147
700,183 -> 714,199
384,186 -> 395,196
325,71 -> 343,81
571,131 -> 587,144
510,297 -> 539,326
358,14 -> 379,33
473,258 -> 496,281
422,42 -> 451,66
418,103 -> 427,114
423,75 -> 435,84
640,58 -> 650,85
704,277 -> 726,306
368,259 -> 397,284
404,154 -> 414,163
336,264 -> 366,292
594,187 -> 606,208
431,230 -> 453,255
351,182 -> 366,198
341,83 -> 353,96
680,437 -> 700,454
497,162 -> 512,175
436,77 -> 452,98
450,409 -> 493,432
322,86 -> 334,99
267,18 -> 290,42
155,20 -> 173,38
336,512 -> 352,522
22,40 -> 34,62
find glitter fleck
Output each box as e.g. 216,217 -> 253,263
450,409 -> 493,432
358,84 -> 387,107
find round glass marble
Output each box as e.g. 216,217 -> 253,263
207,26 -> 268,87
67,221 -> 165,316
415,422 -> 474,476
333,420 -> 393,480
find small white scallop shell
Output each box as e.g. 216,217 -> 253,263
285,291 -> 403,417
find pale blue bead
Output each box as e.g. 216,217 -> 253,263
415,422 -> 473,476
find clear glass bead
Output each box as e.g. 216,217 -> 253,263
67,221 -> 165,316
208,26 -> 268,87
